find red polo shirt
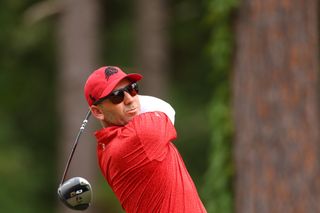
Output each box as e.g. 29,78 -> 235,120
95,112 -> 207,213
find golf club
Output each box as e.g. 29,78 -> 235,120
57,109 -> 93,210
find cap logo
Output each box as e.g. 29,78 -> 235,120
104,66 -> 118,80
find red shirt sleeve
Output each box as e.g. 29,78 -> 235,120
130,111 -> 177,161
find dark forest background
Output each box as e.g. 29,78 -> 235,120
1,0 -> 319,213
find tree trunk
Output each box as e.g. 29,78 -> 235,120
134,0 -> 170,98
56,0 -> 100,212
233,0 -> 320,212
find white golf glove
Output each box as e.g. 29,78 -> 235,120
138,95 -> 175,125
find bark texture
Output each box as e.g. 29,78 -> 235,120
56,0 -> 100,212
134,0 -> 170,98
233,0 -> 320,212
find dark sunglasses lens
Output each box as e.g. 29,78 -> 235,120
106,83 -> 139,105
109,91 -> 125,104
128,83 -> 139,96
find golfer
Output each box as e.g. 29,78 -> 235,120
84,66 -> 207,212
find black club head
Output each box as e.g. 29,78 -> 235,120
58,177 -> 92,210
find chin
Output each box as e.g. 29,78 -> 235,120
126,114 -> 137,122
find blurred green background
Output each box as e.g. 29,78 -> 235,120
0,0 -> 236,212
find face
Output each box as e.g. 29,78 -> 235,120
91,79 -> 141,127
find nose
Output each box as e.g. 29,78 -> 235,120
123,91 -> 134,105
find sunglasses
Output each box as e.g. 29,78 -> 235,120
94,82 -> 139,105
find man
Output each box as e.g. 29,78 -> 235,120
84,66 -> 207,212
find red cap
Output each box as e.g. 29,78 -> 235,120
84,66 -> 143,106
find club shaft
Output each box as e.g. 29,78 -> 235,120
60,109 -> 92,185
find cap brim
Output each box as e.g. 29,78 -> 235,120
127,73 -> 143,82
99,73 -> 143,99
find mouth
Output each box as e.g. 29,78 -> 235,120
126,107 -> 138,115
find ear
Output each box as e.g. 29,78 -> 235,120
90,105 -> 105,121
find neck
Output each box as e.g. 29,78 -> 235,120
101,120 -> 108,128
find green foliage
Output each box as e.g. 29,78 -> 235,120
0,0 -> 57,212
100,0 -> 135,66
169,0 -> 214,186
0,0 -> 238,212
203,85 -> 234,213
201,0 -> 238,212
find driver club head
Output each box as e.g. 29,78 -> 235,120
58,177 -> 92,210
